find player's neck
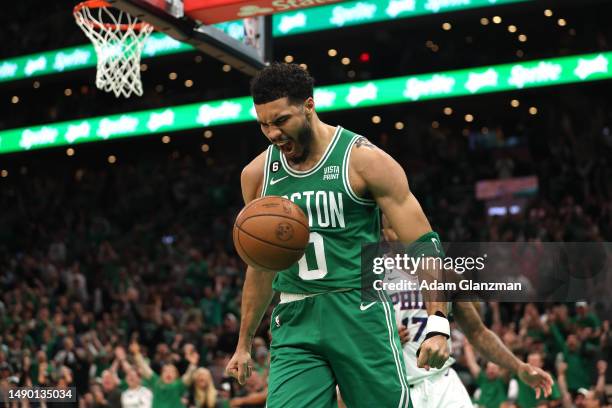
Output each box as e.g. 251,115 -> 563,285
290,120 -> 336,171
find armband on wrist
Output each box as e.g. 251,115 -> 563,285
424,314 -> 450,339
415,316 -> 450,358
406,231 -> 445,259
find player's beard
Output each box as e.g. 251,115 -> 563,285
288,120 -> 313,165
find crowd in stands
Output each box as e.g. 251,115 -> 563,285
1,1 -> 612,403
1,91 -> 610,406
455,301 -> 610,407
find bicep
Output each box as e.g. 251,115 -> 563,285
240,167 -> 260,204
361,148 -> 431,242
240,151 -> 266,204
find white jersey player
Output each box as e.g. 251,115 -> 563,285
388,268 -> 472,407
381,217 -> 554,408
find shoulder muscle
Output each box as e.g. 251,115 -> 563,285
349,136 -> 409,201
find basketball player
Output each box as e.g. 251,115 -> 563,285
382,217 -> 554,407
226,63 -> 451,407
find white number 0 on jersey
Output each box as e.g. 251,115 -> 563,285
298,232 -> 328,280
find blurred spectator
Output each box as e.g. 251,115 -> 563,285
464,340 -> 511,408
186,367 -> 217,408
131,341 -> 199,408
122,369 -> 153,408
100,369 -> 122,407
229,370 -> 267,408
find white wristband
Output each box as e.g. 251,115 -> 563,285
424,314 -> 450,338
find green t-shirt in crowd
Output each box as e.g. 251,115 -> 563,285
564,350 -> 592,392
476,371 -> 508,408
516,375 -> 561,407
572,313 -> 601,329
549,322 -> 593,392
143,372 -> 186,408
185,260 -> 209,287
199,298 -> 222,328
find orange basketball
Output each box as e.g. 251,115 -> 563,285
233,196 -> 310,271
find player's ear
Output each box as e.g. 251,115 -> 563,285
304,97 -> 314,116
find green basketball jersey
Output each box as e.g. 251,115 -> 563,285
261,126 -> 380,294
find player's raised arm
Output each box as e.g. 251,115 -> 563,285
453,301 -> 554,398
226,151 -> 277,385
349,136 -> 450,369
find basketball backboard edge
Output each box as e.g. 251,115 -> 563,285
108,0 -> 271,76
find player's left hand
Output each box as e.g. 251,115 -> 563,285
417,335 -> 449,370
398,325 -> 410,345
517,362 -> 554,399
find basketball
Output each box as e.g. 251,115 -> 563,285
233,196 -> 310,271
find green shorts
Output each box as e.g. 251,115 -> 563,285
267,289 -> 410,408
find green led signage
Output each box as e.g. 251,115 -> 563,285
0,52 -> 609,155
0,0 -> 530,83
273,0 -> 527,36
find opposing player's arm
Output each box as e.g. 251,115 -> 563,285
227,151 -> 277,385
454,301 -> 553,398
350,137 -> 449,369
454,302 -> 521,372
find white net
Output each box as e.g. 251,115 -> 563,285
74,1 -> 154,98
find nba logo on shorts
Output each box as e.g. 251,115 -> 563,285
275,315 -> 281,327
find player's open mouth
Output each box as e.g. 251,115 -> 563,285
278,140 -> 295,157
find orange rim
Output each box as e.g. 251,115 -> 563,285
73,0 -> 111,13
74,0 -> 152,32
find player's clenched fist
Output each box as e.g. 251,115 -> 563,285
226,349 -> 254,385
417,335 -> 449,370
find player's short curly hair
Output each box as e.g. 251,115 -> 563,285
250,62 -> 314,105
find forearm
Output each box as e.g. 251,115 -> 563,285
237,266 -> 276,351
463,343 -> 481,378
550,323 -> 567,351
424,300 -> 448,317
594,372 -> 605,396
469,328 -> 521,373
417,259 -> 450,318
37,372 -> 47,385
120,359 -> 133,373
109,359 -> 119,374
181,363 -> 197,385
133,353 -> 153,379
234,390 -> 268,405
453,300 -> 521,373
557,374 -> 572,408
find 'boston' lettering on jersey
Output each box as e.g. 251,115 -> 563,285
282,190 -> 345,228
262,126 -> 380,294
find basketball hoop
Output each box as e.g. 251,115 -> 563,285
74,0 -> 154,98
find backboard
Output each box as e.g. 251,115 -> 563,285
108,0 -> 273,75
